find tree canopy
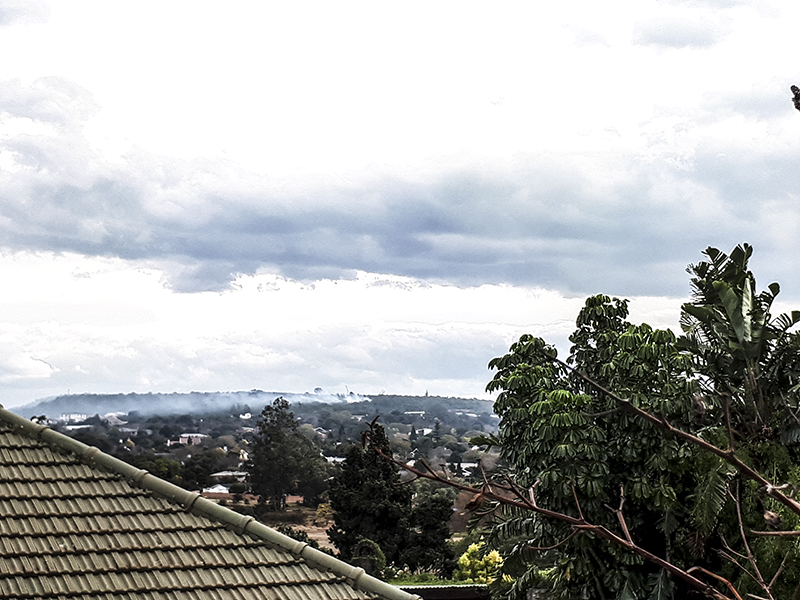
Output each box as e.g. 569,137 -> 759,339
482,244 -> 800,599
369,244 -> 800,600
247,397 -> 330,508
327,423 -> 456,577
328,423 -> 414,567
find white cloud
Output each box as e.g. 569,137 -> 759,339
0,252 -> 687,407
632,15 -> 726,48
0,0 -> 48,26
0,2 -> 796,404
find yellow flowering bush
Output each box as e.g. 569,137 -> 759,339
453,542 -> 503,584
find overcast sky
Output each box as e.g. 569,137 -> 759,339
0,0 -> 798,408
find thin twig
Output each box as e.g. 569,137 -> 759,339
478,459 -> 494,495
719,533 -> 749,562
688,567 -> 745,600
718,548 -> 756,585
749,530 -> 800,537
528,478 -> 540,506
571,481 -> 585,521
604,484 -> 633,546
767,549 -> 791,591
524,530 -> 580,552
727,482 -> 769,596
582,408 -> 622,418
779,391 -> 800,428
502,474 -> 537,511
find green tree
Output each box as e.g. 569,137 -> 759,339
480,245 -> 800,599
180,447 -> 227,490
485,298 -> 696,599
378,245 -> 800,600
329,424 -> 458,577
403,482 -> 457,576
247,397 -> 330,508
327,424 -> 413,566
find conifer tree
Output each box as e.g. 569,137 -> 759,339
327,423 -> 412,566
247,397 -> 329,508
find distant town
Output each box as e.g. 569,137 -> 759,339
25,391 -> 501,497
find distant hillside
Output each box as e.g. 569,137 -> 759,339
17,390 -> 493,420
16,389 -> 371,419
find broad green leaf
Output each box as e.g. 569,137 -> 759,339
713,280 -> 748,344
647,570 -> 674,600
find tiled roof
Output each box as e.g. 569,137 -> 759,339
0,406 -> 418,600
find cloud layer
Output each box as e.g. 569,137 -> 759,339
0,1 -> 798,405
0,71 -> 798,299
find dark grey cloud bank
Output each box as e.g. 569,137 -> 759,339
1,77 -> 799,301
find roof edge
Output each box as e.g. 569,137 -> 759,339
0,405 -> 419,600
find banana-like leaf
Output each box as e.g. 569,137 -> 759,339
773,311 -> 800,333
616,579 -> 638,600
691,458 -> 731,538
647,570 -> 674,600
713,281 -> 749,344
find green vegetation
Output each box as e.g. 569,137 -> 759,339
56,244 -> 800,598
477,244 -> 800,599
53,391 -> 490,577
454,542 -> 504,584
328,423 -> 412,568
247,397 -> 332,508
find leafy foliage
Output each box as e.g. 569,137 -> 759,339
328,424 -> 414,567
482,245 -> 800,599
403,482 -> 457,576
327,424 -> 456,576
247,397 -> 331,508
454,542 -> 504,584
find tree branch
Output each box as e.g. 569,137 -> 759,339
552,355 -> 800,518
364,425 -> 737,600
749,530 -> 800,537
524,530 -> 580,552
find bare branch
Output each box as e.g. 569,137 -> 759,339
524,530 -> 580,552
719,533 -> 749,562
731,482 -> 767,592
571,482 -> 585,522
604,484 -> 633,546
749,530 -> 800,537
768,550 -> 792,591
581,408 -> 622,418
688,567 -> 745,600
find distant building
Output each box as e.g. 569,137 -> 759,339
202,483 -> 230,494
167,432 -> 209,446
209,470 -> 248,483
101,413 -> 128,427
58,413 -> 89,423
